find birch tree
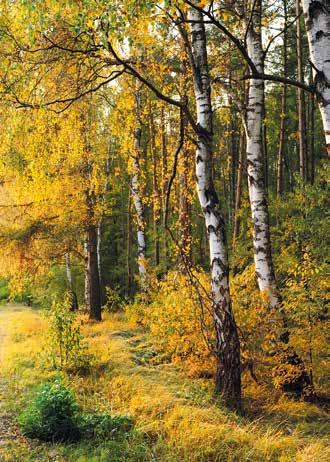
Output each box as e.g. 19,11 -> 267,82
131,89 -> 147,284
186,5 -> 241,406
245,0 -> 279,308
301,0 -> 330,156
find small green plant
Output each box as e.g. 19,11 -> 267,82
77,412 -> 134,440
18,380 -> 80,442
47,296 -> 93,372
103,286 -> 125,313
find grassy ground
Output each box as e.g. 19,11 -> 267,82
0,304 -> 328,462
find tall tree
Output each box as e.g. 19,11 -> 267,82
301,0 -> 330,156
245,0 -> 279,307
131,88 -> 147,284
185,4 -> 241,407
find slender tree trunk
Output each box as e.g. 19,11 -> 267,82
149,110 -> 161,267
86,225 -> 102,321
245,0 -> 279,308
127,190 -> 133,295
97,218 -> 103,295
161,107 -> 169,265
85,193 -> 102,321
131,90 -> 147,284
301,0 -> 330,157
178,143 -> 193,271
277,0 -> 288,196
310,90 -> 315,183
233,130 -> 245,242
65,251 -> 78,311
228,90 -> 237,226
296,0 -> 308,180
187,5 -> 241,408
262,96 -> 269,191
178,50 -> 193,271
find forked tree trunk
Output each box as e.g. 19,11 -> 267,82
301,0 -> 330,156
245,0 -> 279,308
131,91 -> 147,284
188,5 -> 241,408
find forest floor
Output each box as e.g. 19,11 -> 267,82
0,303 -> 329,462
0,305 -> 33,459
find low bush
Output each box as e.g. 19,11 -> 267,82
126,271 -> 216,378
18,380 -> 80,442
19,380 -> 134,443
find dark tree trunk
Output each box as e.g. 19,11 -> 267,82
277,0 -> 288,196
296,0 -> 308,180
150,110 -> 161,267
85,193 -> 102,321
233,130 -> 245,242
86,222 -> 102,321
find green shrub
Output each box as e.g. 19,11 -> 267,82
46,296 -> 93,372
18,380 -> 80,442
19,380 -> 134,443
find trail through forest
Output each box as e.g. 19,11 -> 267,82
0,306 -> 25,453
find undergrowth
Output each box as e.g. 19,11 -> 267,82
0,304 -> 329,462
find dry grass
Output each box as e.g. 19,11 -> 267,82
0,304 -> 329,462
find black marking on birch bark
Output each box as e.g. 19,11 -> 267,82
196,155 -> 203,163
254,245 -> 267,254
205,188 -> 219,206
309,1 -> 329,21
212,257 -> 229,276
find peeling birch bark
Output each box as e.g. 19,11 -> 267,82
301,0 -> 330,156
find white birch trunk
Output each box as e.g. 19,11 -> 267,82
65,252 -> 73,291
188,5 -> 241,405
131,94 -> 147,283
301,0 -> 330,156
245,0 -> 279,308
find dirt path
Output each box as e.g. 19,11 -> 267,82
0,306 -> 24,450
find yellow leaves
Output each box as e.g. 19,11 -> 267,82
127,270 -> 215,378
